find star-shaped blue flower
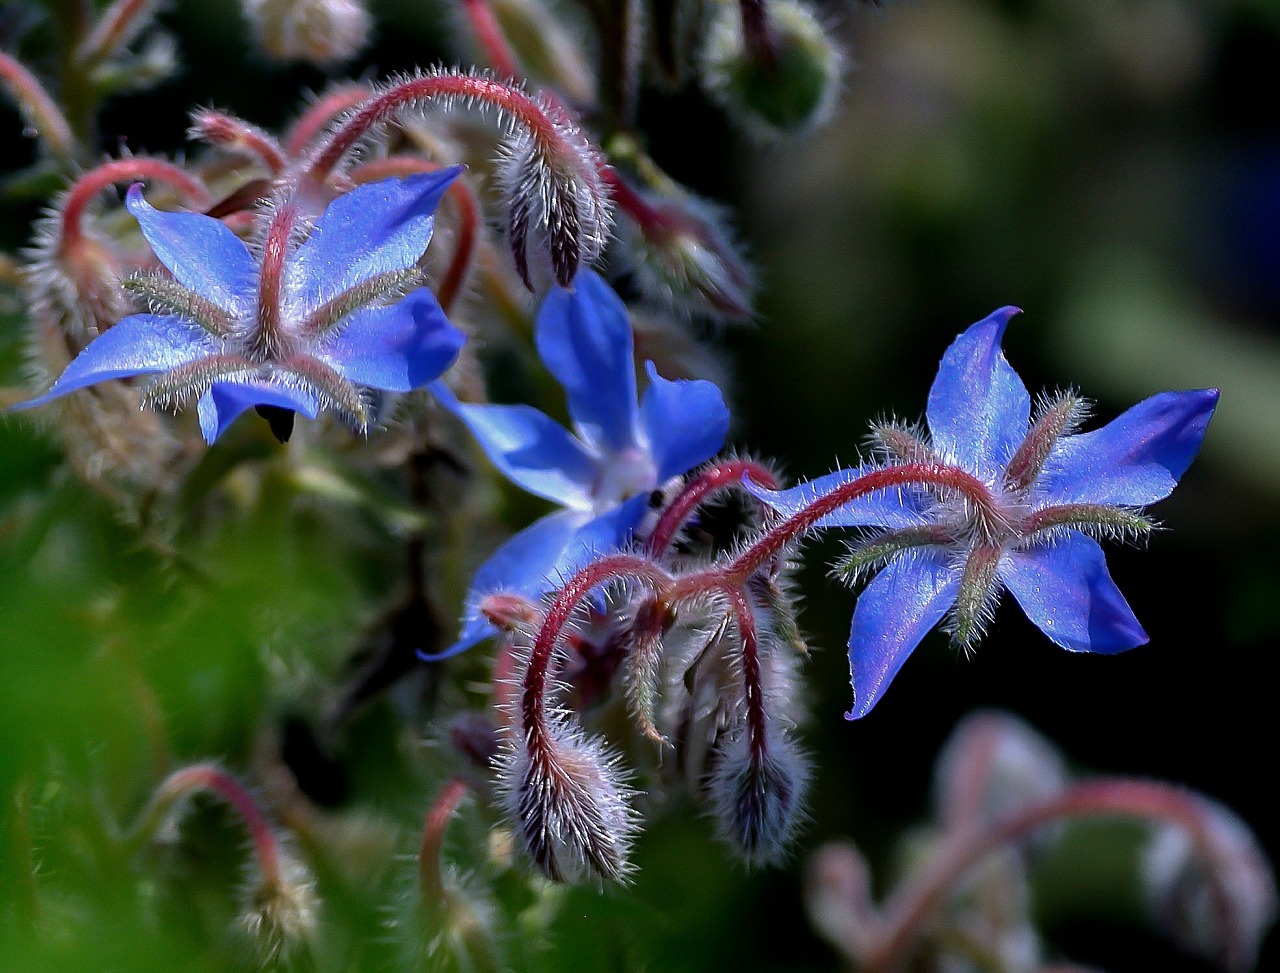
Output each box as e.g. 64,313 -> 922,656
430,269 -> 729,658
17,169 -> 468,443
750,308 -> 1218,719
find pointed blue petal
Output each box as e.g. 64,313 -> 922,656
431,381 -> 596,509
535,270 -> 639,454
845,547 -> 960,720
1037,389 -> 1219,507
316,290 -> 466,392
926,308 -> 1030,479
999,533 -> 1148,654
287,167 -> 464,316
638,361 -> 729,480
14,314 -> 216,410
423,509 -> 587,660
196,379 -> 320,444
746,466 -> 930,531
126,186 -> 256,315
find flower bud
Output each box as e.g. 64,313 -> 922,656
707,722 -> 809,867
239,848 -> 320,962
700,0 -> 841,139
1142,795 -> 1277,971
613,186 -> 754,322
241,0 -> 372,66
498,724 -> 638,883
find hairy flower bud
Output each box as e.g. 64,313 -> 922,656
612,185 -> 754,322
240,848 -> 320,962
499,723 -> 639,883
242,0 -> 372,66
1142,795 -> 1277,971
700,0 -> 841,139
707,722 -> 809,867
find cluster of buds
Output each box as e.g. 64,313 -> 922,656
478,455 -> 814,881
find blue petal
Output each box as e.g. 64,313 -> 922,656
316,290 -> 465,392
926,308 -> 1030,479
287,167 -> 464,316
846,547 -> 960,720
126,186 -> 256,315
424,509 -> 587,660
535,270 -> 639,454
998,533 -> 1148,654
196,379 -> 320,444
14,314 -> 216,410
1036,389 -> 1219,507
638,361 -> 729,480
431,381 -> 596,509
745,466 -> 929,531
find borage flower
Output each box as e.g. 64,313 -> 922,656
430,270 -> 729,657
16,168 -> 468,443
750,308 -> 1218,719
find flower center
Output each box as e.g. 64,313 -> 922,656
592,447 -> 659,514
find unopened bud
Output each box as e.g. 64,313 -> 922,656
241,0 -> 372,66
613,186 -> 754,322
934,711 -> 1067,832
240,849 -> 320,962
700,0 -> 841,139
707,725 -> 808,867
499,726 -> 638,883
1142,795 -> 1277,971
479,592 -> 544,633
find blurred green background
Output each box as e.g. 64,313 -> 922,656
2,0 -> 1279,970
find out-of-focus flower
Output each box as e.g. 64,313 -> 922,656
16,170 -> 468,444
751,308 -> 1218,718
241,0 -> 372,66
431,269 -> 729,657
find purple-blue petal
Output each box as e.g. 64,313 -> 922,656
745,466 -> 930,531
998,533 -> 1148,654
846,547 -> 961,720
424,509 -> 586,660
316,290 -> 465,392
14,313 -> 216,410
1036,389 -> 1219,507
431,381 -> 596,509
196,379 -> 320,444
287,167 -> 464,316
535,269 -> 639,454
926,307 -> 1030,479
126,186 -> 256,315
638,361 -> 729,481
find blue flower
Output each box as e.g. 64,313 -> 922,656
430,269 -> 730,658
750,308 -> 1218,719
16,169 -> 468,443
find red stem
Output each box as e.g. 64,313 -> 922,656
0,50 -> 75,160
721,463 -> 994,583
309,74 -> 562,184
78,0 -> 153,63
348,156 -> 480,313
460,0 -> 522,79
60,158 -> 210,249
285,84 -> 372,158
863,779 -> 1223,973
155,764 -> 283,884
521,554 -> 673,749
647,458 -> 781,557
419,777 -> 469,901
